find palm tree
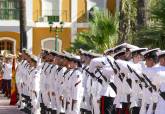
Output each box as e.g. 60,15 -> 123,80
136,0 -> 147,30
19,0 -> 27,51
118,0 -> 137,44
69,10 -> 118,53
134,0 -> 165,49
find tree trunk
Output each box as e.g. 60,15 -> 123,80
136,0 -> 147,30
19,0 -> 27,51
118,0 -> 129,44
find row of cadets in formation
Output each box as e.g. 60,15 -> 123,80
15,43 -> 165,114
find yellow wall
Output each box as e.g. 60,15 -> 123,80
33,28 -> 71,55
107,0 -> 116,14
0,32 -> 20,54
77,28 -> 89,33
77,0 -> 87,23
62,0 -> 71,22
33,0 -> 42,22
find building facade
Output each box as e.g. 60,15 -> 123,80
0,0 -> 117,55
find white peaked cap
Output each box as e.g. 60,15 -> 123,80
157,50 -> 165,57
141,48 -> 160,56
131,48 -> 148,53
104,48 -> 114,54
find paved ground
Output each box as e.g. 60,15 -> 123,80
0,93 -> 25,114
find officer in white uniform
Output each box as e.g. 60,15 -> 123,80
148,50 -> 165,114
128,48 -> 147,114
56,53 -> 67,114
80,50 -> 93,114
2,54 -> 13,98
112,43 -> 138,114
62,56 -> 73,114
87,52 -> 103,114
29,55 -> 41,114
39,50 -> 50,114
113,50 -> 130,114
17,49 -> 29,110
140,48 -> 160,114
49,51 -> 60,114
16,54 -> 24,108
154,61 -> 165,114
70,56 -> 83,114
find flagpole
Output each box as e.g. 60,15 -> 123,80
10,57 -> 17,105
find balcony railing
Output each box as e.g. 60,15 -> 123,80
0,9 -> 19,20
0,0 -> 19,20
34,10 -> 69,22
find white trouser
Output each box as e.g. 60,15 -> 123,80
146,103 -> 154,114
56,94 -> 65,114
31,93 -> 40,114
140,102 -> 147,114
155,100 -> 165,114
50,94 -> 57,110
70,99 -> 81,114
16,83 -> 22,103
92,97 -> 100,114
80,95 -> 92,111
65,97 -> 72,114
43,91 -> 51,108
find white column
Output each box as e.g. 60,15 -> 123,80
104,0 -> 107,9
26,28 -> 33,54
116,0 -> 120,11
59,0 -> 62,21
26,0 -> 33,23
71,0 -> 78,42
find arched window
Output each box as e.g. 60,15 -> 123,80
0,37 -> 16,54
41,38 -> 62,52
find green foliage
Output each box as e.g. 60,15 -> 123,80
69,10 -> 118,53
118,0 -> 137,43
134,0 -> 165,49
68,32 -> 96,52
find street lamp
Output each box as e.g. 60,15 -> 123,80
49,21 -> 64,51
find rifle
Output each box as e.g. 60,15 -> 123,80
106,58 -> 125,82
106,57 -> 117,74
128,65 -> 165,100
142,74 -> 157,91
142,74 -> 165,100
95,68 -> 117,94
96,68 -> 108,82
127,64 -> 149,89
113,61 -> 124,82
113,61 -> 133,88
84,68 -> 102,84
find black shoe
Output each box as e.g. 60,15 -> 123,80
51,110 -> 57,114
20,108 -> 26,112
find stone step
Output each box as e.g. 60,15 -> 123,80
0,93 -> 25,114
